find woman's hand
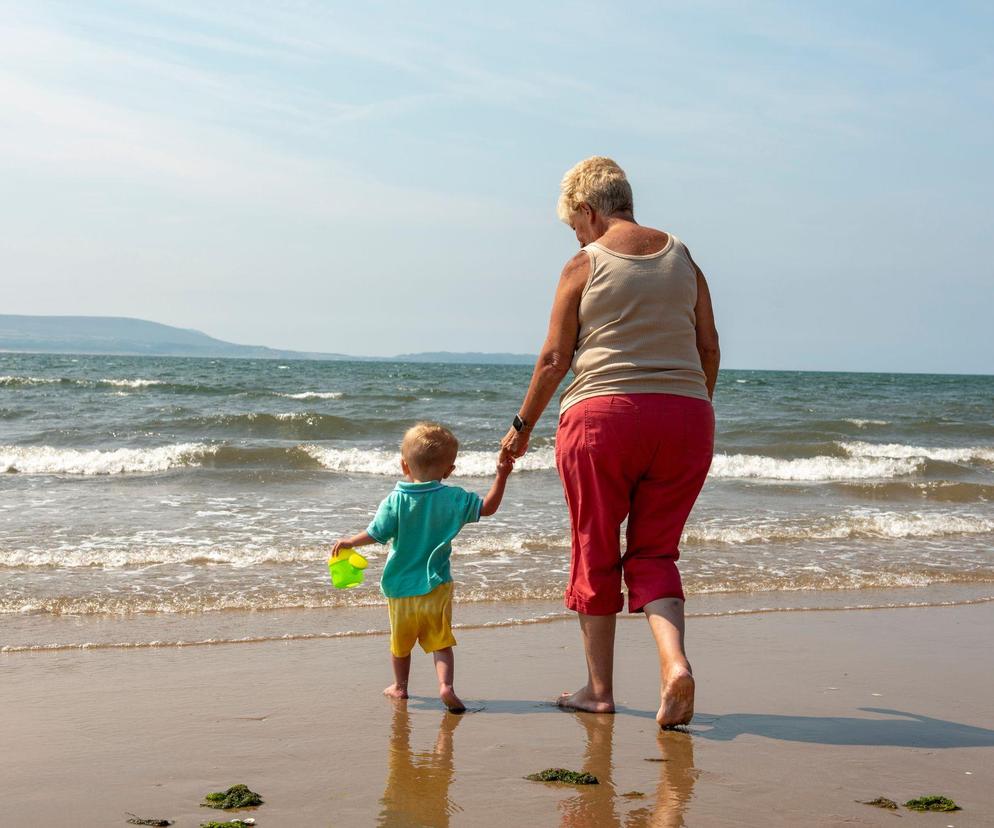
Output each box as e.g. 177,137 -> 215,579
501,426 -> 530,460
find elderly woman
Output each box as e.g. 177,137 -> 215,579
500,157 -> 719,728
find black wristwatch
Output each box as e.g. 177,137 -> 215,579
512,414 -> 529,432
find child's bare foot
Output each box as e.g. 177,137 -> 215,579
556,685 -> 615,714
657,668 -> 694,728
383,683 -> 409,700
439,684 -> 465,713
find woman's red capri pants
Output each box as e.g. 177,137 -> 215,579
555,393 -> 714,615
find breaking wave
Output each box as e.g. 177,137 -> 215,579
275,391 -> 344,400
301,444 -> 558,476
709,453 -> 920,481
0,443 -> 213,475
838,441 -> 994,464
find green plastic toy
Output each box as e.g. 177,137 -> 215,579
328,548 -> 368,589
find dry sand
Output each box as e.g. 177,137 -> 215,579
2,601 -> 992,826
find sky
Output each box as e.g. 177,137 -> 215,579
1,1 -> 992,373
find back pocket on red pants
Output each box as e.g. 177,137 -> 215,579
583,397 -> 640,458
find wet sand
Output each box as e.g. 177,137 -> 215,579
2,602 -> 992,826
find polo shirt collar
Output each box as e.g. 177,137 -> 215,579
395,480 -> 444,493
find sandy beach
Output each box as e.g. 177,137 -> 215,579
2,600 -> 992,826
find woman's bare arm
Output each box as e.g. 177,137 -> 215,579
500,251 -> 589,458
685,246 -> 720,399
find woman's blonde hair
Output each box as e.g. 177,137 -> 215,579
556,156 -> 633,224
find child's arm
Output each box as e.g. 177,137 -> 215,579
331,531 -> 378,557
480,454 -> 514,517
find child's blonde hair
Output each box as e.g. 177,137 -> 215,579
401,422 -> 459,477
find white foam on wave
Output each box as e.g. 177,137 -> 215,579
709,453 -> 919,481
843,419 -> 889,427
274,412 -> 318,423
276,391 -> 344,400
0,375 -> 60,386
301,445 -> 557,476
98,378 -> 163,388
306,445 -> 935,481
685,510 -> 994,544
0,543 -> 328,569
0,443 -> 213,475
839,441 -> 994,464
1,376 -> 165,389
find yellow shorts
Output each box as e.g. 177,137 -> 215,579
387,581 -> 456,657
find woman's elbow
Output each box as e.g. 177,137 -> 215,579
537,350 -> 571,382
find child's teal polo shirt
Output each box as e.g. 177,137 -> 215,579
367,480 -> 483,599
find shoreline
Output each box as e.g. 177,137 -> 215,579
2,601 -> 992,825
4,582 -> 993,654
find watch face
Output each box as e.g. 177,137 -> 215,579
513,415 -> 524,431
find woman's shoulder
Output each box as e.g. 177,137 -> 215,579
561,249 -> 593,282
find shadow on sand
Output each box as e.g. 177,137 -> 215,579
405,697 -> 994,750
693,708 -> 994,749
404,695 -> 657,719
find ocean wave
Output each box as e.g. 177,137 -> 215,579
843,419 -> 890,427
155,412 -> 398,439
709,453 -> 920,481
0,441 -> 950,480
5,509 -> 988,570
0,375 -> 63,386
835,480 -> 994,503
684,511 -> 994,544
301,445 -> 558,476
0,545 -> 333,569
839,441 -> 994,464
3,570 -> 993,620
275,391 -> 344,400
0,375 -> 247,395
1,375 -> 165,389
0,443 -> 212,475
97,378 -> 164,388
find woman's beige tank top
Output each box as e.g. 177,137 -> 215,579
559,234 -> 710,413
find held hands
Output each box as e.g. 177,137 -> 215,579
500,426 -> 530,461
496,451 -> 515,478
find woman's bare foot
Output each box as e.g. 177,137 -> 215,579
383,683 -> 409,700
657,669 -> 694,728
556,685 -> 615,714
440,684 -> 465,713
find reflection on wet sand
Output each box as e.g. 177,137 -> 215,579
558,714 -> 697,828
379,704 -> 463,827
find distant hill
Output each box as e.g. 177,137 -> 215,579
0,315 -> 535,365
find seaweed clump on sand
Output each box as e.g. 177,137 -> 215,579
201,784 -> 263,810
125,816 -> 172,826
904,795 -> 961,812
858,797 -> 898,810
200,821 -> 255,828
526,768 -> 599,785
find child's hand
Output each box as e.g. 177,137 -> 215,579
330,539 -> 351,557
497,452 -> 515,478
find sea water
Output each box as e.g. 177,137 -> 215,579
1,353 -> 992,650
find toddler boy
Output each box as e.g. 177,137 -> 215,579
331,422 -> 512,712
